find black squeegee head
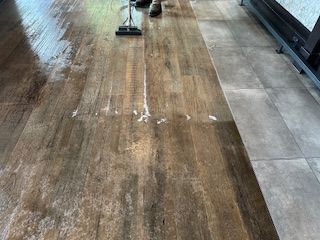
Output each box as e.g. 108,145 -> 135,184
116,26 -> 142,35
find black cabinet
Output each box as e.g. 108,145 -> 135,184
242,0 -> 320,88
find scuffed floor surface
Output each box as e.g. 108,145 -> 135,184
0,0 -> 279,239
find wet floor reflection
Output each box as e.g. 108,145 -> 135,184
0,0 -> 48,105
14,0 -> 71,65
0,0 -> 145,101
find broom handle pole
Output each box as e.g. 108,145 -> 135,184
128,0 -> 131,26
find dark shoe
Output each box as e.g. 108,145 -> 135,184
149,3 -> 162,17
135,0 -> 151,7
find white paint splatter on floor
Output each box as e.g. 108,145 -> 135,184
186,114 -> 191,120
157,118 -> 167,125
103,79 -> 114,116
133,110 -> 138,115
142,63 -> 151,122
209,115 -> 217,121
137,112 -> 150,123
72,109 -> 78,118
101,107 -> 108,116
137,63 -> 151,123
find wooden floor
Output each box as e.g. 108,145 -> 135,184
0,0 -> 279,239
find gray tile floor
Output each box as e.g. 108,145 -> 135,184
252,159 -> 320,240
191,0 -> 320,239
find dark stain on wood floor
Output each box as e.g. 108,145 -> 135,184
0,0 -> 279,239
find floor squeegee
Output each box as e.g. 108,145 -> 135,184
116,0 -> 142,35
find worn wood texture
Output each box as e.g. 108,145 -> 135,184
0,0 -> 279,239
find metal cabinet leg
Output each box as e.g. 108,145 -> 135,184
276,45 -> 284,54
240,0 -> 244,6
293,61 -> 304,74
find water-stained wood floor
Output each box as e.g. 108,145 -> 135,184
0,0 -> 279,239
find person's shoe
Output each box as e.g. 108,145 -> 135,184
149,3 -> 162,17
135,0 -> 151,7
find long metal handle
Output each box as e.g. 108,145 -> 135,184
128,0 -> 131,26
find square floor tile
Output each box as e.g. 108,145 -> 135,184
252,159 -> 320,240
267,88 -> 320,157
191,1 -> 224,20
280,52 -> 316,88
242,47 -> 304,88
225,89 -> 303,160
210,47 -> 263,89
198,20 -> 238,47
215,0 -> 250,20
227,20 -> 273,47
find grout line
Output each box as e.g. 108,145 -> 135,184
264,89 -> 307,159
251,157 -> 305,162
210,17 -> 273,91
221,86 -> 306,92
305,159 -> 320,186
238,46 -> 305,89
